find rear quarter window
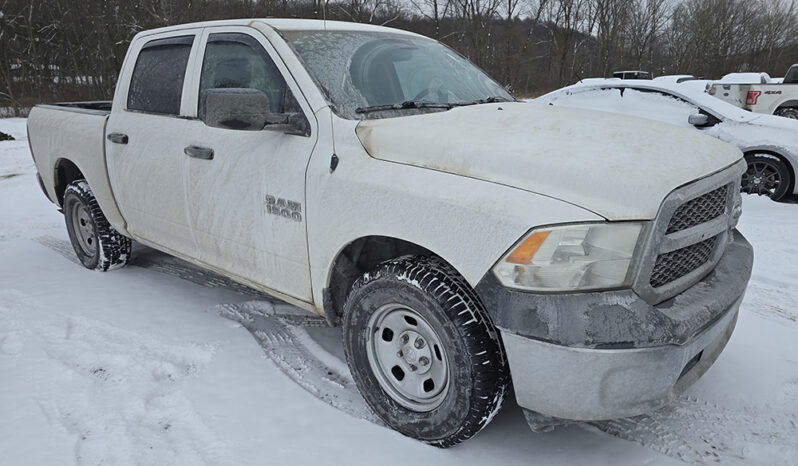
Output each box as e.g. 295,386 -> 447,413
127,36 -> 194,115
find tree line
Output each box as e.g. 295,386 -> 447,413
1,0 -> 797,115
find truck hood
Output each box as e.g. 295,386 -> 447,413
355,102 -> 743,220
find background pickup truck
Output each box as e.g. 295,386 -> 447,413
27,19 -> 753,447
709,64 -> 798,118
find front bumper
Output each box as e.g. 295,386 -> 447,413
476,230 -> 753,421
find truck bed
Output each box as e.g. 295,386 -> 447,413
27,102 -> 121,227
36,101 -> 112,116
709,82 -> 798,115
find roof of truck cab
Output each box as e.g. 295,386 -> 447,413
135,18 -> 422,38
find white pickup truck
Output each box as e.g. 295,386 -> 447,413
27,19 -> 753,447
709,65 -> 798,118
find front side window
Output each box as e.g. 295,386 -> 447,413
127,36 -> 194,115
199,33 -> 302,117
281,31 -> 513,119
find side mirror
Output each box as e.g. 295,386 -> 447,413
200,88 -> 270,130
262,111 -> 311,137
688,113 -> 709,126
284,112 -> 311,137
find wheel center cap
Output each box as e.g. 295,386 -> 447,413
402,346 -> 418,362
399,330 -> 432,374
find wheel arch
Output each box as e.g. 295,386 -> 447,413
323,235 -> 463,326
53,158 -> 86,206
774,100 -> 798,113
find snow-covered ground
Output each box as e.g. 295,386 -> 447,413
1,117 -> 796,465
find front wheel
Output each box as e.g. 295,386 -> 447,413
342,256 -> 509,447
741,154 -> 792,201
63,180 -> 132,271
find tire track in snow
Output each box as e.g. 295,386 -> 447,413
741,283 -> 798,327
590,395 -> 798,465
34,237 -> 379,422
218,300 -> 382,425
0,289 -> 235,465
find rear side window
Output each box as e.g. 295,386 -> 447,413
127,36 -> 194,115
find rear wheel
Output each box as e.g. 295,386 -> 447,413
774,107 -> 798,119
741,154 -> 792,201
63,180 -> 132,271
342,255 -> 508,447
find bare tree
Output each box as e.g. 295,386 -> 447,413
2,0 -> 798,112
409,0 -> 451,38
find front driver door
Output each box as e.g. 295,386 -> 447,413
181,27 -> 318,302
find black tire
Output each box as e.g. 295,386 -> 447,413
741,153 -> 793,201
342,255 -> 509,447
63,180 -> 132,271
774,107 -> 798,120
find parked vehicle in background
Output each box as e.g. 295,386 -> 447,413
613,70 -> 652,79
654,75 -> 702,84
717,72 -> 773,84
26,19 -> 753,447
709,65 -> 798,119
541,78 -> 798,201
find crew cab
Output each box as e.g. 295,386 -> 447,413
709,65 -> 798,119
27,19 -> 753,447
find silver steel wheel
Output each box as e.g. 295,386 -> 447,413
69,200 -> 97,257
366,303 -> 449,412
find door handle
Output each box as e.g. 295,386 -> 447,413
184,145 -> 214,160
107,133 -> 128,144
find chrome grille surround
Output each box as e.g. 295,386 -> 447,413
632,160 -> 745,304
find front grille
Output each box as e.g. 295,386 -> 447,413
650,236 -> 719,288
666,185 -> 729,234
635,162 -> 742,304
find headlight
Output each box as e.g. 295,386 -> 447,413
493,223 -> 643,292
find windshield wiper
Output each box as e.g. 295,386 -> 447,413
354,96 -> 515,114
457,96 -> 515,106
355,100 -> 455,114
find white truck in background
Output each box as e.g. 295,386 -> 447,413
26,19 -> 753,447
709,65 -> 798,118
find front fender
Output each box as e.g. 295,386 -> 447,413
305,114 -> 603,312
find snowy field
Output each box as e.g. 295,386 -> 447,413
1,117 -> 797,465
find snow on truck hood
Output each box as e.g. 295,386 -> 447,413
356,102 -> 743,220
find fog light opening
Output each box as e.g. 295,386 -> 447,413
678,350 -> 704,380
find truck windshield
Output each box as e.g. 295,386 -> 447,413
281,30 -> 513,119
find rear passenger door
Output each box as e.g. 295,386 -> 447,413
106,30 -> 202,256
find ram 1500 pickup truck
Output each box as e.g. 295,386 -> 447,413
27,19 -> 753,447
